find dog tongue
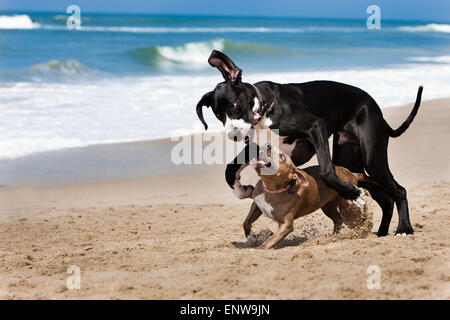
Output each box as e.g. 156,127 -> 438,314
257,160 -> 267,168
250,158 -> 268,168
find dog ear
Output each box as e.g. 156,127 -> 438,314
196,91 -> 214,130
208,50 -> 242,83
294,169 -> 309,187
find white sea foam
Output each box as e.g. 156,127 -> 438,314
0,14 -> 40,29
407,55 -> 450,63
12,21 -> 450,34
0,62 -> 449,160
134,39 -> 286,69
397,23 -> 450,33
39,25 -> 366,33
4,18 -> 450,34
156,39 -> 226,66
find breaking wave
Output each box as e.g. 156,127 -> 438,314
131,39 -> 288,68
29,60 -> 96,76
406,55 -> 450,63
397,23 -> 450,33
0,14 -> 40,29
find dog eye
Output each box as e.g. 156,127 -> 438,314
232,102 -> 237,109
280,153 -> 286,161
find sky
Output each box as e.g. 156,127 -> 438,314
0,0 -> 449,22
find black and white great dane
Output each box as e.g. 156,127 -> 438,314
196,50 -> 422,236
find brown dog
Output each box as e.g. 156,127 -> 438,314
245,143 -> 376,249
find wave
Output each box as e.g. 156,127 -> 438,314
0,14 -> 40,29
5,17 -> 450,35
52,15 -> 67,21
82,26 -> 367,33
29,60 -> 96,76
50,26 -> 307,33
397,23 -> 450,33
132,39 -> 288,68
407,55 -> 450,63
38,24 -> 367,34
52,14 -> 91,22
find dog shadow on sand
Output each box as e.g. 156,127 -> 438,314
232,229 -> 310,249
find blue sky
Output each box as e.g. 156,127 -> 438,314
1,0 -> 449,21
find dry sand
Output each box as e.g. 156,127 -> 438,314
0,98 -> 449,299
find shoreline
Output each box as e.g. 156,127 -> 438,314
1,97 -> 449,188
1,94 -> 442,165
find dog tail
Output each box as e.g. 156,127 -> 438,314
387,86 -> 423,138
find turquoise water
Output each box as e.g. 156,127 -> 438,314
1,12 -> 450,79
0,12 -> 449,159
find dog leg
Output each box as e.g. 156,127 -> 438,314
331,136 -> 396,237
226,142 -> 259,199
359,182 -> 394,236
361,137 -> 414,235
243,202 -> 263,244
321,200 -> 343,234
257,214 -> 294,249
307,118 -> 362,201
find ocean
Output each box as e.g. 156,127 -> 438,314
0,12 -> 449,160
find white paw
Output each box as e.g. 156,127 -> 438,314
247,230 -> 257,244
396,232 -> 407,237
354,196 -> 366,208
347,195 -> 365,208
347,189 -> 366,208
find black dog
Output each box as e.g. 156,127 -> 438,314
196,50 -> 422,236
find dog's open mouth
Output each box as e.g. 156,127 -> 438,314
250,157 -> 271,168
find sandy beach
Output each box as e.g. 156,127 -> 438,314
0,98 -> 449,299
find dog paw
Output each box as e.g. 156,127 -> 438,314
347,197 -> 366,209
353,197 -> 366,208
395,224 -> 414,235
347,190 -> 366,208
246,230 -> 257,244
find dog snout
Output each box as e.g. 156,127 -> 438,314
227,127 -> 243,141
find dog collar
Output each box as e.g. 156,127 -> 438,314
251,83 -> 264,125
263,174 -> 299,194
251,83 -> 264,106
251,83 -> 274,125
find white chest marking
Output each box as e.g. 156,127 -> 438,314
252,97 -> 260,113
263,116 -> 273,127
224,115 -> 252,136
254,194 -> 274,220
